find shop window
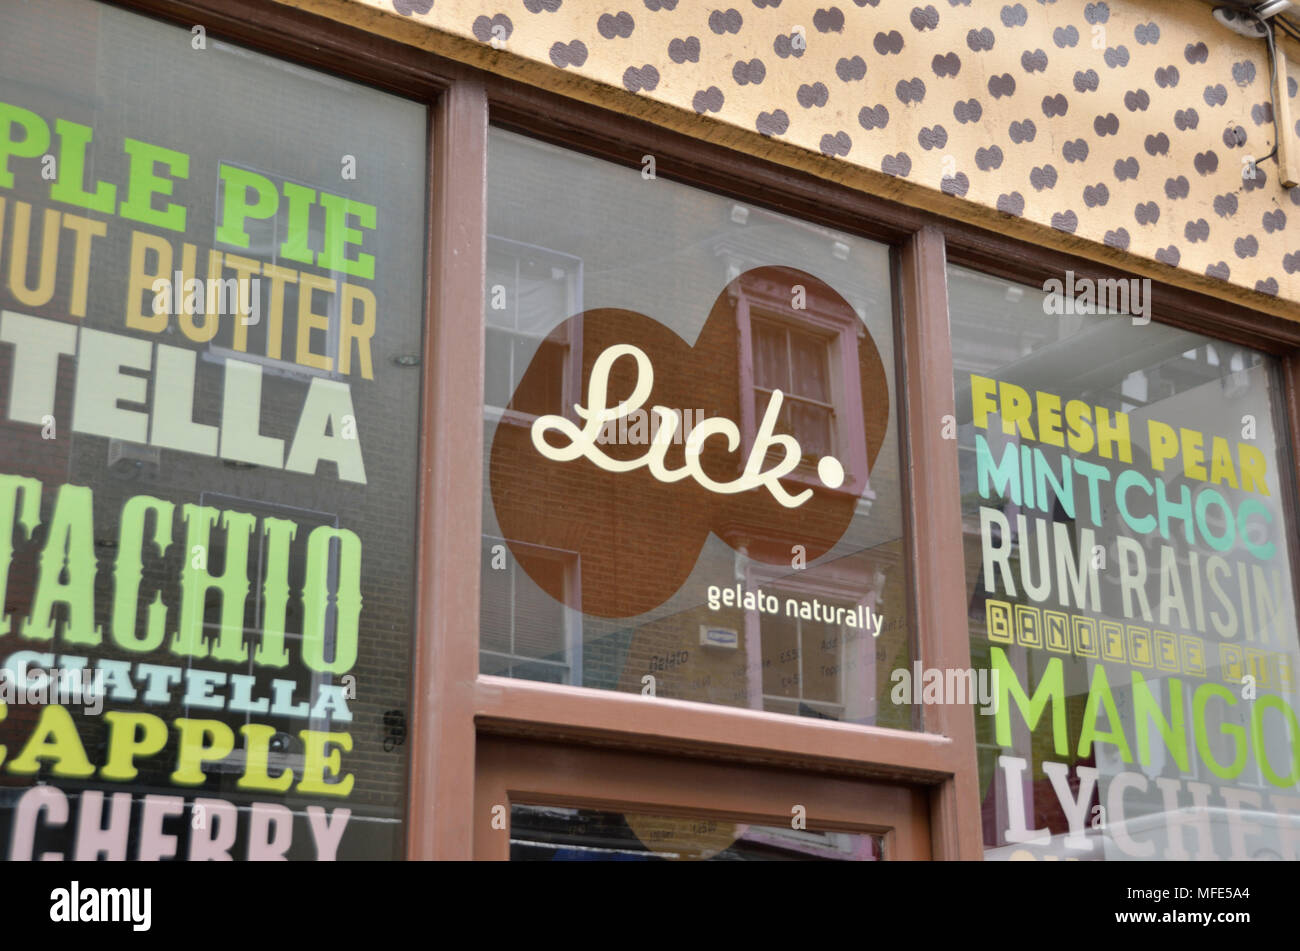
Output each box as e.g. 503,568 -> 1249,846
0,0 -> 426,860
949,264 -> 1300,861
481,128 -> 913,728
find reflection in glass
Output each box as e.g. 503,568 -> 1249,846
949,265 -> 1300,861
510,805 -> 883,861
480,129 -> 913,730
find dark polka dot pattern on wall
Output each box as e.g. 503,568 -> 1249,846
667,35 -> 700,63
471,14 -> 513,43
548,39 -> 588,67
874,30 -> 905,55
756,108 -> 789,135
913,5 -> 941,31
392,0 -> 433,14
997,191 -> 1025,214
372,0 -> 1300,307
623,64 -> 659,91
1011,119 -> 1039,144
597,11 -> 635,39
693,86 -> 725,113
932,52 -> 961,77
837,55 -> 867,80
820,130 -> 852,155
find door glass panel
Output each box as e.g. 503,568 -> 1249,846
510,805 -> 883,861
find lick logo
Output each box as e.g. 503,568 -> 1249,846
489,266 -> 890,618
530,342 -> 847,508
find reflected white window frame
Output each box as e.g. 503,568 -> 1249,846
732,272 -> 873,500
743,560 -> 882,723
480,533 -> 583,686
484,235 -> 584,429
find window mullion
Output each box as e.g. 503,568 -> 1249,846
898,226 -> 984,860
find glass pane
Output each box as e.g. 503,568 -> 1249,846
511,337 -> 566,418
788,399 -> 834,459
485,258 -> 517,329
789,331 -> 831,402
0,0 -> 425,860
484,327 -> 516,410
482,129 -> 912,729
480,539 -> 512,654
512,557 -> 568,660
752,322 -> 787,390
510,660 -> 569,685
801,618 -> 842,705
761,614 -> 801,699
949,265 -> 1300,861
480,652 -> 514,678
515,252 -> 575,338
510,805 -> 883,861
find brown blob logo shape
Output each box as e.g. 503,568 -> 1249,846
489,266 -> 889,618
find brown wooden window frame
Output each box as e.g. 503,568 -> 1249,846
112,0 -> 1300,862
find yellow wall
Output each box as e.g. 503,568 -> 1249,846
277,0 -> 1300,320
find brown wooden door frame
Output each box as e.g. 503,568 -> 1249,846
474,736 -> 931,861
407,78 -> 488,861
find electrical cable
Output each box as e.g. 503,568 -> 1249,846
1247,9 -> 1282,166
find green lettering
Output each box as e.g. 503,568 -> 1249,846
302,526 -> 361,675
317,193 -> 375,280
215,165 -> 278,250
278,181 -> 316,265
1251,694 -> 1300,788
48,119 -> 116,213
111,495 -> 174,653
254,517 -> 297,668
1132,672 -> 1189,771
0,101 -> 50,190
170,504 -> 254,663
119,138 -> 189,231
0,474 -> 41,637
21,484 -> 100,646
1078,664 -> 1132,763
1193,682 -> 1247,780
993,646 -> 1067,756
